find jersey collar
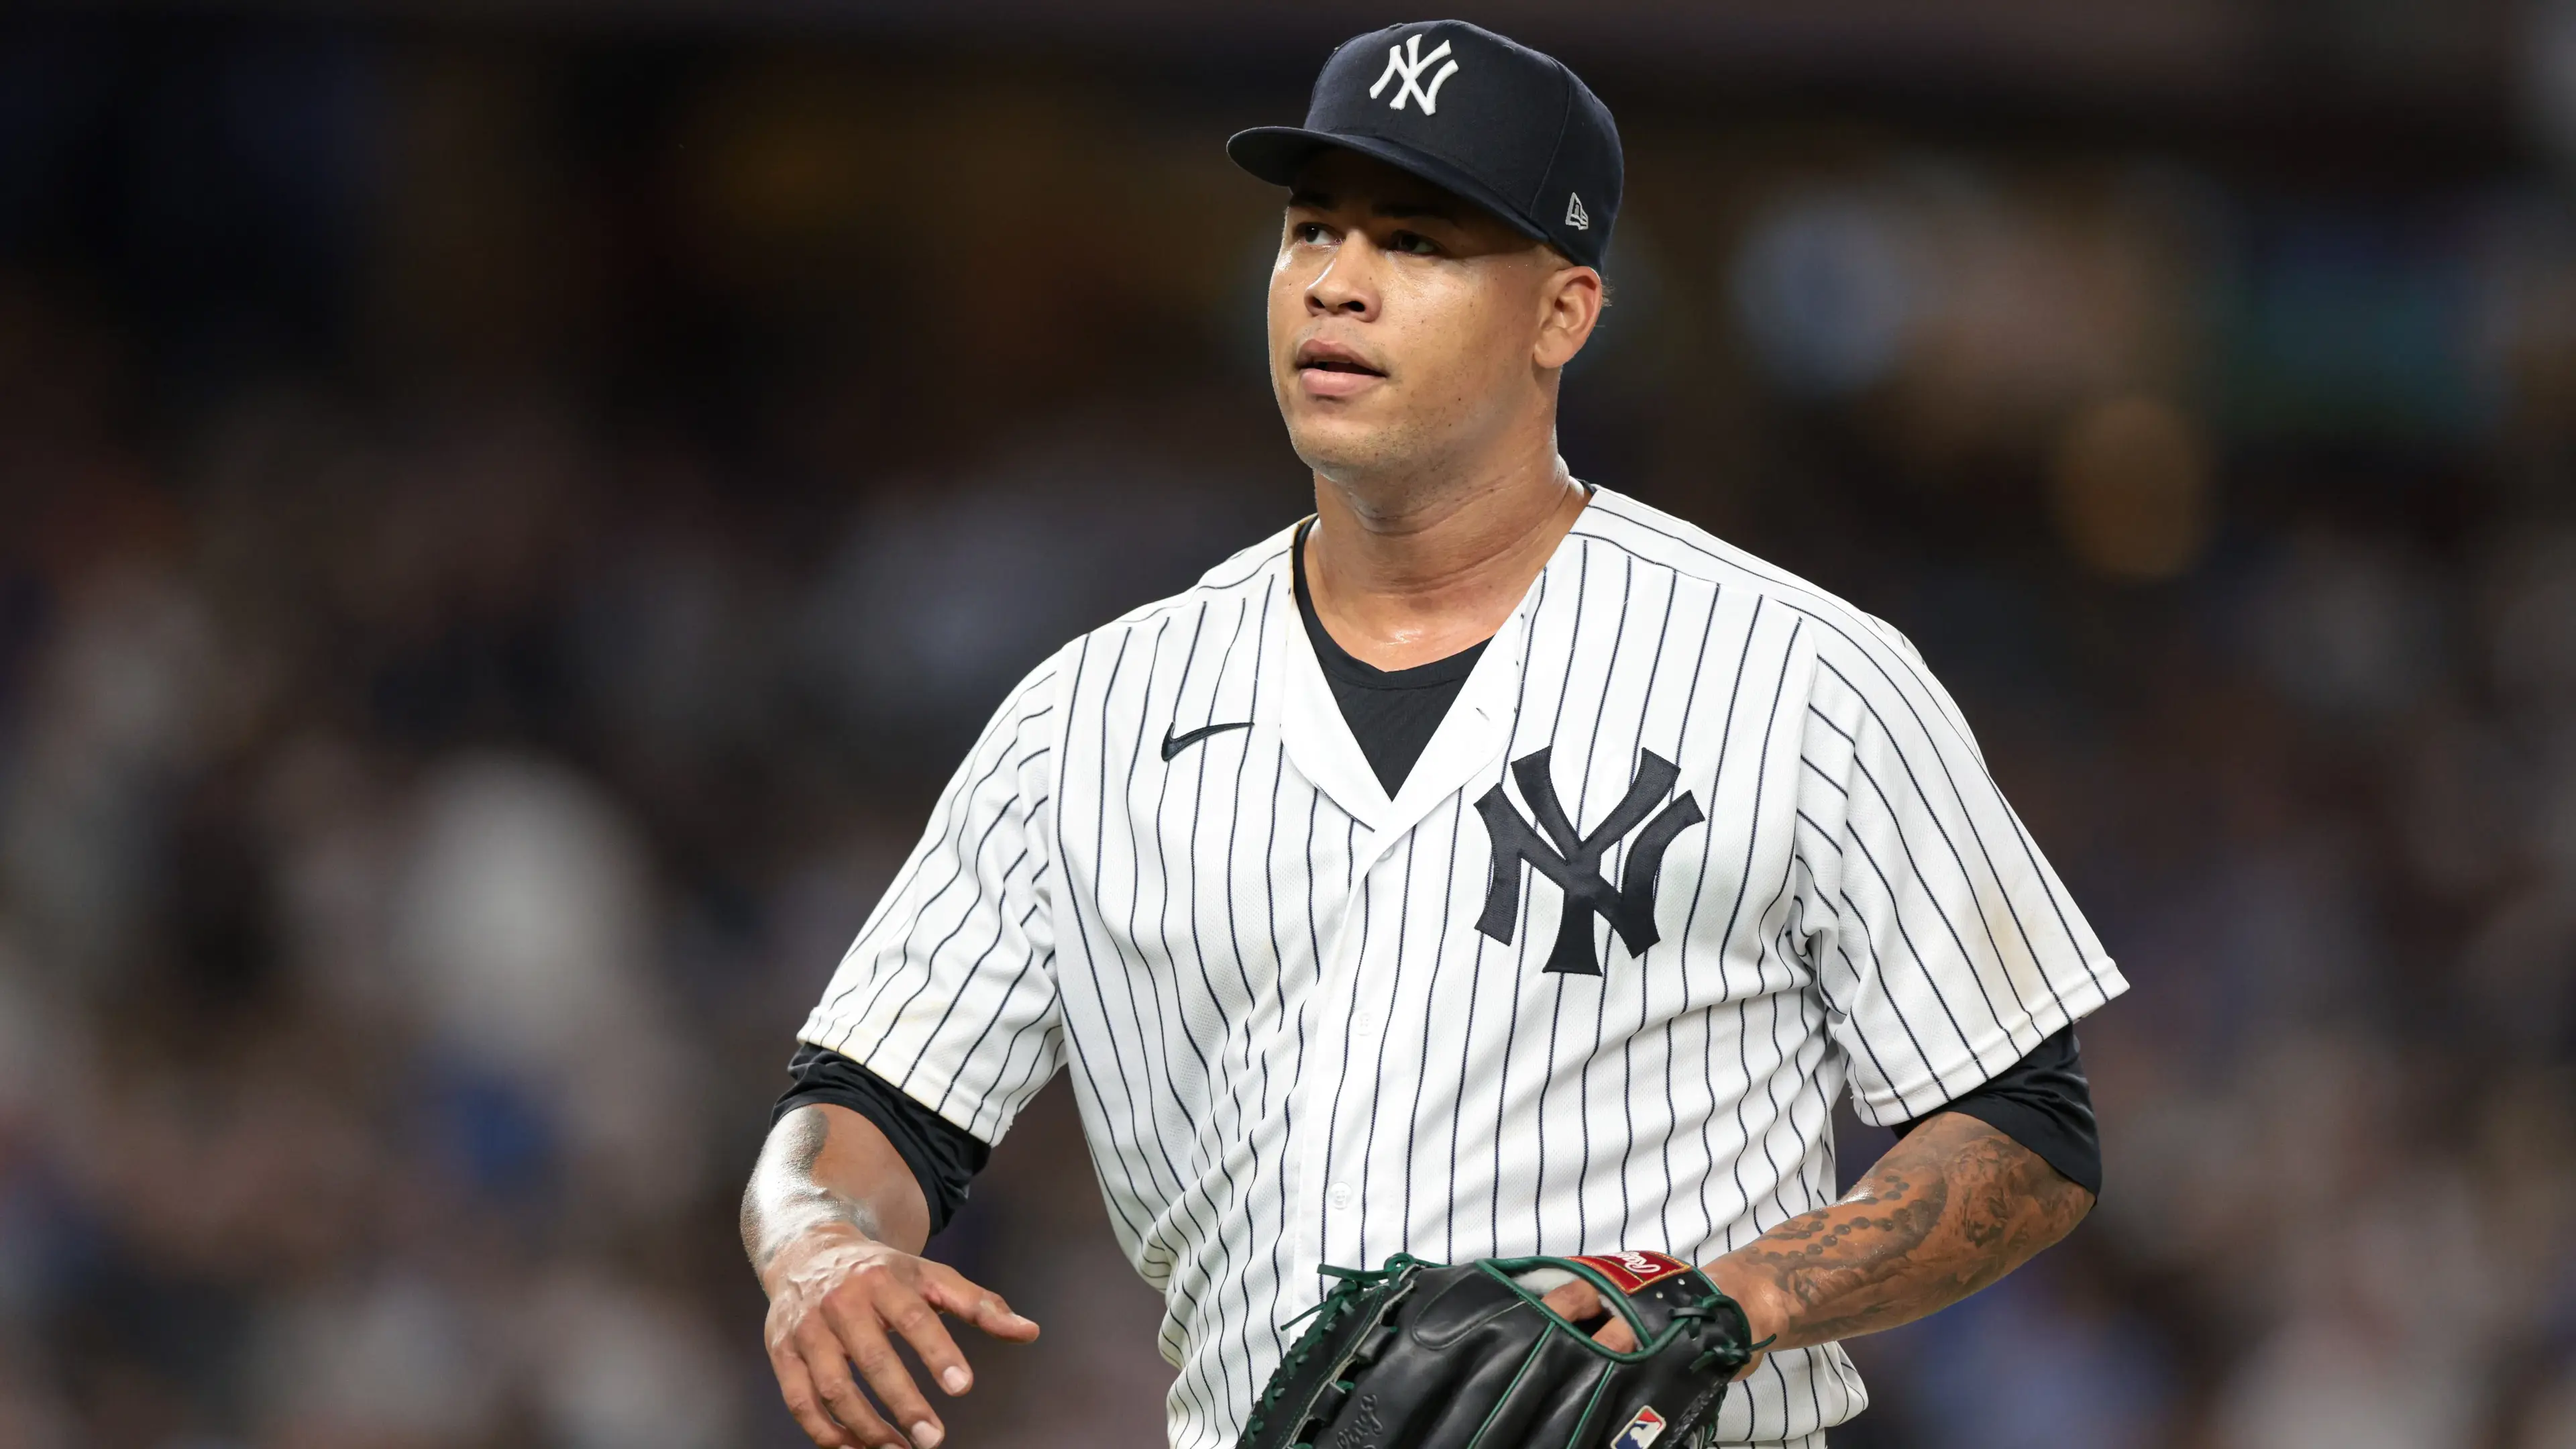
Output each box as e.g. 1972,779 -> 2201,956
1260,490 -> 1599,849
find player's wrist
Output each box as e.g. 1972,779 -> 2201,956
1699,1255 -> 1798,1355
757,1215 -> 881,1297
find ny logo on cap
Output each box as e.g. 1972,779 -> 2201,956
1368,32 -> 1461,115
1472,747 -> 1704,976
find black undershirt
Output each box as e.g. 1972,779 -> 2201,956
1292,519 -> 1489,797
771,526 -> 2102,1231
1890,1025 -> 2098,1195
773,1044 -> 989,1236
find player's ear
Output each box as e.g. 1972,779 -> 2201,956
1532,256 -> 1603,372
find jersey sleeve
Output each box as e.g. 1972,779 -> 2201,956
796,649 -> 1069,1146
1790,622 -> 2127,1126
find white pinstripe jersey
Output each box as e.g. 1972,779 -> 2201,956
798,486 -> 2128,1448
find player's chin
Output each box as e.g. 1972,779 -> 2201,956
1284,415 -> 1404,477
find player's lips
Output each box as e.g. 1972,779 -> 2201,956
1295,339 -> 1387,398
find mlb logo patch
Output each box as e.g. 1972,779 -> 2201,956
1611,1405 -> 1668,1449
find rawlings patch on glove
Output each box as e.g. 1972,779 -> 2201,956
1238,1250 -> 1766,1449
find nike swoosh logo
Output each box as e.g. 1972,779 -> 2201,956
1161,720 -> 1254,761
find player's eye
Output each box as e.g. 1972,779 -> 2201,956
1290,221 -> 1335,247
1387,229 -> 1440,256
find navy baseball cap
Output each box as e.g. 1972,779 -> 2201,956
1228,20 -> 1623,270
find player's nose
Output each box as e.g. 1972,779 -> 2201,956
1305,235 -> 1381,320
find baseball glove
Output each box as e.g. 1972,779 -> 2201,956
1238,1250 -> 1766,1449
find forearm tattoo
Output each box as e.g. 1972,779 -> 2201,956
1728,1112 -> 2094,1349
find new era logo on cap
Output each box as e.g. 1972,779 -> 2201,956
1368,32 -> 1460,114
1225,19 -> 1625,270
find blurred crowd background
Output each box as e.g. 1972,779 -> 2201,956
4,2 -> 2576,1446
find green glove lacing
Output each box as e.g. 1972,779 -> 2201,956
1244,1254 -> 1773,1444
1242,1255 -> 1432,1442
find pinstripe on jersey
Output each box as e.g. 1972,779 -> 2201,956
798,486 -> 2127,1448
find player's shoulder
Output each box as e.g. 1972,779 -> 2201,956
1061,518 -> 1301,651
1576,486 -> 1929,680
985,525 -> 1294,728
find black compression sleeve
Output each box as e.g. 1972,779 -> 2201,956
773,1043 -> 992,1236
1889,1025 -> 2100,1197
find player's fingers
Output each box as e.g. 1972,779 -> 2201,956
826,1299 -> 946,1449
1539,1280 -> 1604,1323
793,1324 -> 903,1448
1591,1318 -> 1639,1352
924,1263 -> 1042,1343
881,1283 -> 975,1397
769,1345 -> 856,1448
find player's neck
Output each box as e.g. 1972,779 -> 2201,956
1304,442 -> 1588,672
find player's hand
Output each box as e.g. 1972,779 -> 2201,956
1537,1279 -> 1770,1381
759,1222 -> 1041,1448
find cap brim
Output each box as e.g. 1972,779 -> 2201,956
1225,126 -> 1554,252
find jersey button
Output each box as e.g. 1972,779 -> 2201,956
1328,1182 -> 1356,1213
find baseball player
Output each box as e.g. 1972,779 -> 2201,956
742,21 -> 2126,1449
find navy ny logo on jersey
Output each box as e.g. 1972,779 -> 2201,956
1472,747 -> 1705,975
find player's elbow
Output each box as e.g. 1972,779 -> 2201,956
2017,1150 -> 2098,1256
